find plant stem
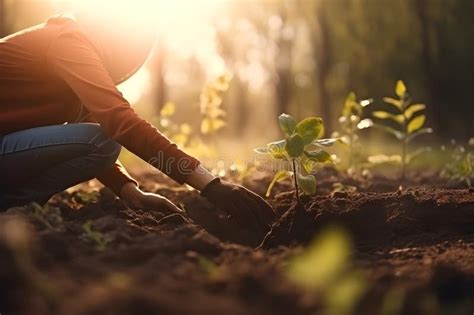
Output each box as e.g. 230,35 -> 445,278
401,138 -> 406,182
292,159 -> 301,204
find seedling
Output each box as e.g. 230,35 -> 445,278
333,92 -> 373,174
255,113 -> 336,203
441,138 -> 474,187
200,74 -> 232,135
79,221 -> 111,251
369,80 -> 432,180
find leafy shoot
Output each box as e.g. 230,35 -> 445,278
255,113 -> 336,202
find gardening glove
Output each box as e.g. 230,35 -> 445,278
201,178 -> 276,236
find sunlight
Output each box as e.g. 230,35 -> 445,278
49,0 -> 229,102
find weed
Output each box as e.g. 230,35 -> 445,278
369,80 -> 433,180
255,113 -> 336,202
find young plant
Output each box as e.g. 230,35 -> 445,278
441,138 -> 474,187
255,113 -> 336,203
370,80 -> 433,180
79,221 -> 112,251
333,92 -> 373,173
157,101 -> 193,148
200,73 -> 232,135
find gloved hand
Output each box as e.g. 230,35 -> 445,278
201,178 -> 276,237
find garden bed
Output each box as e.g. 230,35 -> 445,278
1,171 -> 473,315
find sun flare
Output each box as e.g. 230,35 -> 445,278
49,0 -> 229,102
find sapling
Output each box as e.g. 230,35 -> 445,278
255,113 -> 336,203
333,92 -> 373,174
370,80 -> 432,180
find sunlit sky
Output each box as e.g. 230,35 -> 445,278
48,0 -> 230,103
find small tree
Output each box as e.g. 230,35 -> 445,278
255,113 -> 337,204
370,80 -> 432,180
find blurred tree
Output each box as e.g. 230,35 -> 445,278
0,0 -> 6,37
151,41 -> 168,114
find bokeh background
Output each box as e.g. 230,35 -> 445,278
2,0 -> 473,168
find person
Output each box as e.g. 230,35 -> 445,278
0,10 -> 275,238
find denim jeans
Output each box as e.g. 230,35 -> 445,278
0,123 -> 121,210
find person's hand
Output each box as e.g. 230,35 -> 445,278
201,178 -> 276,237
120,182 -> 182,214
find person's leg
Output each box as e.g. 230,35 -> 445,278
0,123 -> 121,209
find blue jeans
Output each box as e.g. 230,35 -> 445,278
0,123 -> 121,210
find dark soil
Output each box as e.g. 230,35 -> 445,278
0,170 -> 473,315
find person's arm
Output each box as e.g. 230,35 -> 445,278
47,27 -> 199,187
47,26 -> 275,236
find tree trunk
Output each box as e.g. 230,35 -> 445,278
414,0 -> 443,137
153,42 -> 167,114
313,3 -> 333,134
0,0 -> 6,38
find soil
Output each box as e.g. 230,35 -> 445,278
0,169 -> 473,315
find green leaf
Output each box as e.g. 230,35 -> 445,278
342,92 -> 360,117
383,97 -> 402,110
297,173 -> 316,194
285,134 -> 304,157
372,124 -> 404,140
373,111 -> 405,124
407,146 -> 432,163
296,117 -> 324,145
311,138 -> 338,147
406,127 -> 433,143
160,102 -> 176,117
254,147 -> 269,154
360,98 -> 374,107
304,150 -> 331,163
301,156 -> 317,173
395,80 -> 406,98
266,170 -> 291,197
357,118 -> 373,129
404,104 -> 426,120
278,113 -> 297,136
287,227 -> 350,290
407,115 -> 426,134
267,140 -> 287,159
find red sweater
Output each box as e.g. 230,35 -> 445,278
0,16 -> 200,193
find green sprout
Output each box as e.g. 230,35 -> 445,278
333,92 -> 373,174
441,138 -> 474,187
79,221 -> 111,251
255,113 -> 336,203
370,80 -> 433,180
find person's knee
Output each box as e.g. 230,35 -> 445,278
83,124 -> 121,168
96,138 -> 121,168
